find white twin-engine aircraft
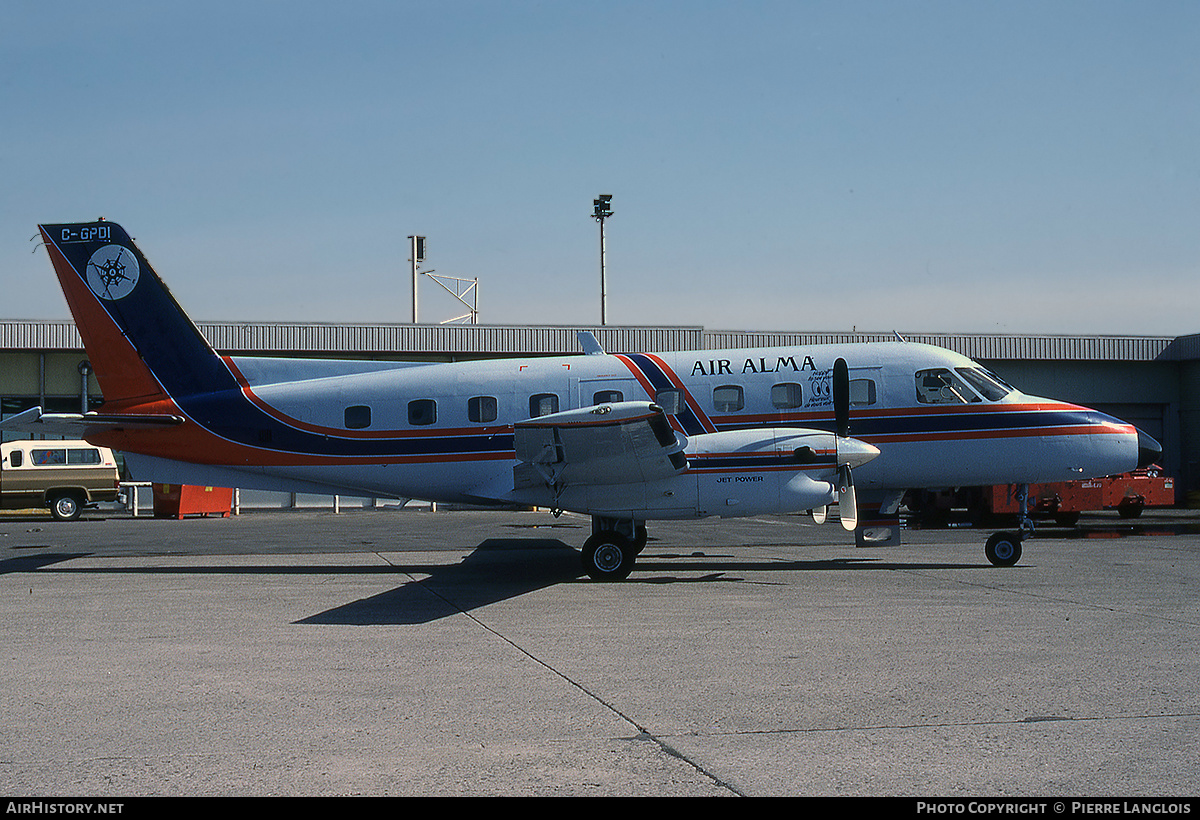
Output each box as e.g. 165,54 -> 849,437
5,221 -> 1161,580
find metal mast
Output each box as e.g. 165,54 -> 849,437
592,194 -> 613,325
408,235 -> 425,323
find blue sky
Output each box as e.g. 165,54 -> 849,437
1,1 -> 1196,336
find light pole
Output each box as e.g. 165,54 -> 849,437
408,235 -> 425,323
592,194 -> 613,325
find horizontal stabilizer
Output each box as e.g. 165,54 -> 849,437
0,406 -> 184,437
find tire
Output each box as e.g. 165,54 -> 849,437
1053,511 -> 1080,527
581,531 -> 635,581
985,531 -> 1022,567
1117,502 -> 1144,519
49,493 -> 84,521
630,524 -> 648,555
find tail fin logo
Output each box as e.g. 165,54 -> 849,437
86,245 -> 140,300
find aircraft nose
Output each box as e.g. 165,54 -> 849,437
1136,428 -> 1162,469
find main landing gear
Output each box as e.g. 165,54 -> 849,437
581,517 -> 647,581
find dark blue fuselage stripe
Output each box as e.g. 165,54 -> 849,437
717,409 -> 1110,438
625,354 -> 709,436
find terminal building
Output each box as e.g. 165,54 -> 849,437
3,319 -> 1199,507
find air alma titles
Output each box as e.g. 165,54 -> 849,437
690,355 -> 818,376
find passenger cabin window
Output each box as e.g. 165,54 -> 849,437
530,393 -> 559,417
655,389 -> 683,415
771,383 -> 803,409
713,385 -> 744,413
915,369 -> 981,404
849,378 -> 877,406
592,390 -> 624,405
468,396 -> 498,423
344,405 -> 372,429
408,399 -> 437,426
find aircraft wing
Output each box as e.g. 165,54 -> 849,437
513,401 -> 687,490
0,406 -> 185,438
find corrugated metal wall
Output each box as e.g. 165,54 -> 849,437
0,320 -> 1178,361
701,330 -> 1174,361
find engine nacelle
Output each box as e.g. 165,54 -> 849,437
526,427 -> 856,520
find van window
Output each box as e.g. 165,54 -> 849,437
713,385 -> 744,412
530,393 -> 559,417
32,449 -> 66,465
468,396 -> 498,423
8,450 -> 22,467
408,399 -> 437,426
68,448 -> 101,465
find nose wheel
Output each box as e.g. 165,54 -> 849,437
985,531 -> 1023,567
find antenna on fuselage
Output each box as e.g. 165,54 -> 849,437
577,331 -> 605,355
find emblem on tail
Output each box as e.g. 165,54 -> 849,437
86,245 -> 140,300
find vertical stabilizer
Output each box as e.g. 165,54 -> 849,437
39,221 -> 232,408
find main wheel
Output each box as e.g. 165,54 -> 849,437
49,493 -> 83,521
984,531 -> 1022,567
581,531 -> 635,581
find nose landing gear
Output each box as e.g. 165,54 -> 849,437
984,531 -> 1023,567
984,483 -> 1031,567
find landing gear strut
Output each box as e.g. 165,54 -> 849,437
581,517 -> 645,581
984,483 -> 1031,567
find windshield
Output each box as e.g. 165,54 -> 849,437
955,367 -> 1014,401
915,366 -> 1016,405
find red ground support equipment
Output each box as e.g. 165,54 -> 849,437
152,484 -> 233,519
988,467 -> 1174,522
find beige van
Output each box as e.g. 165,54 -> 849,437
0,439 -> 121,520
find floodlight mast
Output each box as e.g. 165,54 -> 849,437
409,235 -> 425,323
592,194 -> 613,325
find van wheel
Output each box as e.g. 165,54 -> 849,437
49,493 -> 83,521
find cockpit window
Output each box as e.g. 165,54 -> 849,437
954,367 -> 1013,402
915,369 -> 981,404
916,367 -> 1015,404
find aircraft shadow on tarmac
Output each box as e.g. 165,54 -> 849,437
0,552 -> 91,575
296,538 -> 982,626
2,539 -> 981,626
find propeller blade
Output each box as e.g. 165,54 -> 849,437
812,506 -> 828,525
834,357 -> 850,438
838,465 -> 858,531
